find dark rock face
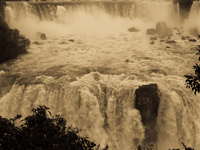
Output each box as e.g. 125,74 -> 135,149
146,28 -> 156,35
179,0 -> 193,21
135,84 -> 160,146
155,22 -> 172,36
40,33 -> 46,40
128,27 -> 140,32
173,0 -> 193,21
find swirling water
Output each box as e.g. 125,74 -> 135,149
1,1 -> 200,149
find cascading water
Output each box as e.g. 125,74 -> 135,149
1,1 -> 200,150
184,1 -> 200,35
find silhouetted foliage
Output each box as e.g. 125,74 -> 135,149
0,16 -> 30,64
0,105 -> 97,150
169,142 -> 194,150
5,0 -> 30,1
185,46 -> 200,94
0,0 -> 6,20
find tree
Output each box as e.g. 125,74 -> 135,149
185,46 -> 200,94
0,105 -> 97,150
0,0 -> 6,20
0,115 -> 20,149
0,16 -> 30,64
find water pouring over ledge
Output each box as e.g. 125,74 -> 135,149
1,0 -> 200,149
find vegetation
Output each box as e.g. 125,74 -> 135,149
168,143 -> 194,150
0,16 -> 30,64
137,143 -> 194,150
5,0 -> 30,1
0,105 -> 97,150
0,0 -> 6,20
185,46 -> 200,94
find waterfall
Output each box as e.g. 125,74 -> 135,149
185,1 -> 200,35
1,71 -> 200,149
5,1 -> 178,26
1,1 -> 200,150
0,72 -> 146,149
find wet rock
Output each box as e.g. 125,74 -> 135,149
165,40 -> 177,44
128,27 -> 140,32
146,28 -> 156,35
160,40 -> 165,42
135,84 -> 160,146
148,68 -> 167,76
36,32 -> 46,40
69,39 -> 74,42
181,36 -> 186,40
189,39 -> 197,42
33,41 -> 40,45
125,59 -> 129,63
40,33 -> 46,40
150,36 -> 157,40
150,41 -> 155,45
155,21 -> 172,36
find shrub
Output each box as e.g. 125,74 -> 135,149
0,16 -> 30,64
0,105 -> 97,150
0,0 -> 6,20
185,46 -> 200,94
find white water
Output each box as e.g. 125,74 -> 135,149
1,1 -> 200,150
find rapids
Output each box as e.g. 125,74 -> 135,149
1,1 -> 200,149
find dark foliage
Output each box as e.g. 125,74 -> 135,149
0,16 -> 30,64
185,46 -> 200,94
0,0 -> 6,20
0,105 -> 97,150
5,0 -> 30,1
169,142 -> 194,150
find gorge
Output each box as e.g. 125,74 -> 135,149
0,0 -> 200,149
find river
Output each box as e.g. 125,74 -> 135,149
1,1 -> 200,149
